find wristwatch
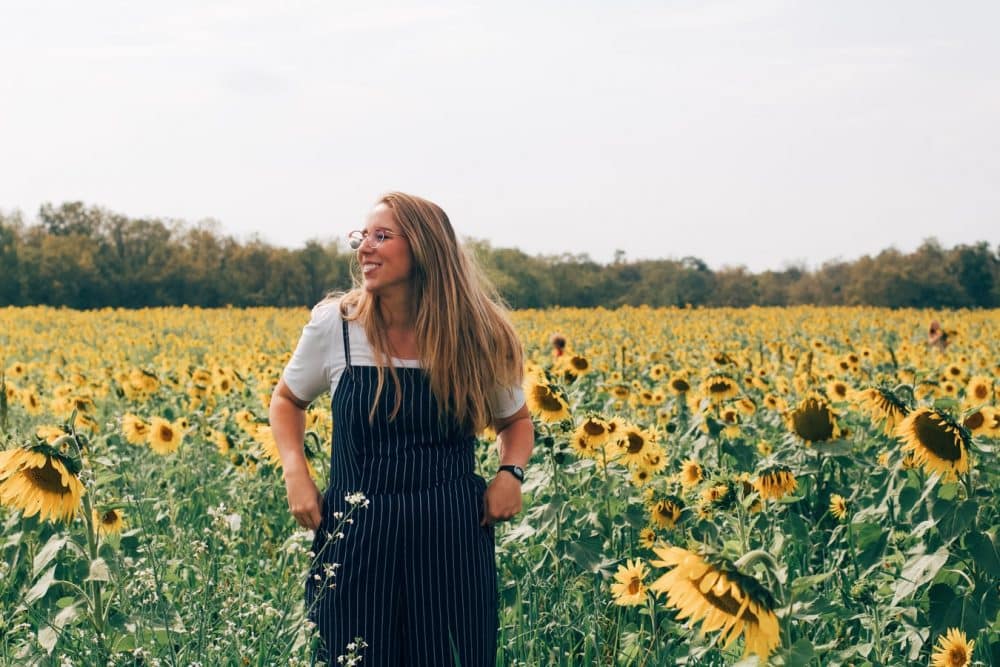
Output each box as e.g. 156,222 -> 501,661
498,464 -> 525,483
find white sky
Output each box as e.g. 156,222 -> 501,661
1,0 -> 998,272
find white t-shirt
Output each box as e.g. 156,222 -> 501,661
282,300 -> 526,419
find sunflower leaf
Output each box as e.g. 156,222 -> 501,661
37,626 -> 58,655
26,564 -> 57,604
891,546 -> 948,606
85,557 -> 111,582
33,533 -> 69,576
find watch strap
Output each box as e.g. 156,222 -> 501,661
498,464 -> 525,483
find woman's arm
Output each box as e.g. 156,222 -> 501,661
481,404 -> 534,526
270,378 -> 323,530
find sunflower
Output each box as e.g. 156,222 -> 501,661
640,449 -> 668,474
679,459 -> 703,488
610,559 -> 650,606
525,378 -> 571,422
615,425 -> 660,467
574,416 -> 612,448
121,413 -> 150,445
963,407 -> 995,437
735,397 -> 757,417
930,628 -> 974,667
825,380 -> 850,402
754,466 -> 798,500
648,364 -> 668,381
147,417 -> 183,455
631,468 -> 653,487
566,355 -> 590,376
0,446 -> 85,523
649,546 -> 780,660
638,527 -> 657,549
829,494 -> 848,520
762,394 -> 786,412
19,388 -> 44,415
787,393 -> 841,443
669,375 -> 692,394
895,408 -> 970,479
853,387 -> 909,436
756,440 -> 773,456
649,495 -> 684,529
719,406 -> 741,439
701,375 -> 739,404
609,384 -> 631,400
964,376 -> 993,407
94,508 -> 125,536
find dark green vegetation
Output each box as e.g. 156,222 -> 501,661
1,202 -> 998,309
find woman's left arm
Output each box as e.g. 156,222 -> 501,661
481,404 -> 534,526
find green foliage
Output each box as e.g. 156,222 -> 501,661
2,203 -> 999,308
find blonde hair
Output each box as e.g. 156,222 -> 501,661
337,192 -> 523,431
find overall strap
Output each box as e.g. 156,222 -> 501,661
341,318 -> 352,369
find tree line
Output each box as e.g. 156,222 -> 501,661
1,202 -> 997,309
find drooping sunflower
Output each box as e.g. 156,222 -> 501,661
852,387 -> 909,436
700,375 -> 739,404
895,408 -> 970,479
121,413 -> 150,445
524,378 -> 571,423
94,508 -> 125,536
930,628 -> 974,667
649,546 -> 780,660
753,465 -> 798,500
147,417 -> 183,455
679,459 -> 703,488
566,355 -> 590,376
829,494 -> 848,520
649,495 -> 685,529
786,393 -> 841,444
0,446 -> 85,523
610,559 -> 650,607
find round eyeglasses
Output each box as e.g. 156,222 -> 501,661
347,229 -> 405,250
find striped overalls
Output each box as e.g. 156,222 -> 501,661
307,320 -> 497,666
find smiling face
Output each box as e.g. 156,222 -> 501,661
357,203 -> 414,298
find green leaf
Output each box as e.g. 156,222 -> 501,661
964,530 -> 1000,577
33,533 -> 69,576
790,571 -> 835,597
26,565 -> 57,604
892,546 -> 949,605
86,557 -> 111,582
781,638 -> 816,667
934,500 -> 978,542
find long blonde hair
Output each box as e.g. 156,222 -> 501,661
338,192 -> 523,432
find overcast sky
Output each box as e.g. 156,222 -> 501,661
2,1 -> 997,271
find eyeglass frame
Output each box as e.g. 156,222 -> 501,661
347,228 -> 406,250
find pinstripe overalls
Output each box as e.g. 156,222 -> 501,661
307,320 -> 497,666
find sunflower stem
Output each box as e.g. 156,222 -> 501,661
68,427 -> 107,652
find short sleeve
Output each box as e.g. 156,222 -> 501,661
488,383 -> 526,420
281,301 -> 342,403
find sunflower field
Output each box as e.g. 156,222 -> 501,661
1,305 -> 998,666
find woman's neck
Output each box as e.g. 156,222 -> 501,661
377,290 -> 415,330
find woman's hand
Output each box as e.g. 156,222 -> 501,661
481,473 -> 523,526
284,469 -> 323,530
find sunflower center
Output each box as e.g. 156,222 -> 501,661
158,424 -> 175,441
701,580 -> 758,624
583,421 -> 606,436
914,413 -> 962,462
947,646 -> 967,665
964,412 -> 985,430
709,381 -> 731,394
628,578 -> 641,595
672,379 -> 690,392
974,385 -> 988,400
538,394 -> 565,412
792,401 -> 835,441
626,433 -> 645,453
25,460 -> 72,495
101,510 -> 119,524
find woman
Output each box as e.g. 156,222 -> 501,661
269,192 -> 533,666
